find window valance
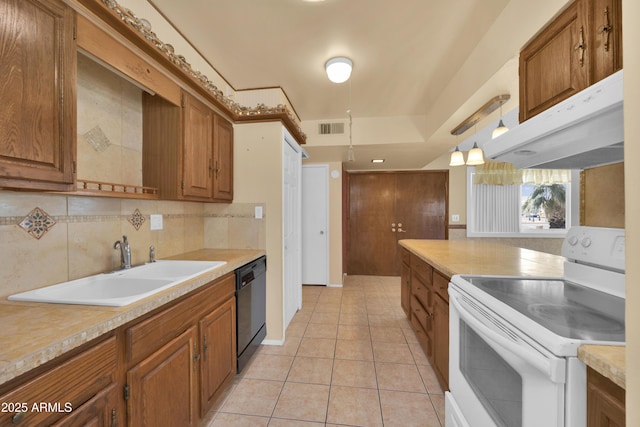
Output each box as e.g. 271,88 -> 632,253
473,161 -> 570,185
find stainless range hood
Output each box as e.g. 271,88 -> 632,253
484,70 -> 623,169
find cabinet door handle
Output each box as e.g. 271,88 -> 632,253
574,25 -> 585,66
203,335 -> 209,361
599,7 -> 612,52
215,161 -> 220,177
209,160 -> 213,177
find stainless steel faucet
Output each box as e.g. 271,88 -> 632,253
114,235 -> 132,269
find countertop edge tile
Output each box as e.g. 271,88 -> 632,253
0,248 -> 265,387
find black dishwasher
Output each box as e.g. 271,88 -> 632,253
235,256 -> 267,372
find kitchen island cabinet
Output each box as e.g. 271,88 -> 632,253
399,239 -> 566,390
587,367 -> 625,426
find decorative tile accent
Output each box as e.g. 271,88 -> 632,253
83,125 -> 111,152
19,207 -> 56,239
128,208 -> 146,230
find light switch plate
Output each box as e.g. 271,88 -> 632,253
150,214 -> 163,230
255,206 -> 263,219
451,214 -> 460,222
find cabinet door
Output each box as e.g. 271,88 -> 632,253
587,367 -> 625,427
0,0 -> 76,191
51,384 -> 118,427
433,294 -> 449,391
127,327 -> 198,427
589,0 -> 622,84
199,298 -> 236,416
182,92 -> 213,200
519,1 -> 589,122
213,114 -> 234,201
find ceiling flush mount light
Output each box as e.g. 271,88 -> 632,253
325,57 -> 353,83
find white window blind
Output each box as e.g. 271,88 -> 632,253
472,182 -> 520,233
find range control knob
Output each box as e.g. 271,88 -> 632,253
581,237 -> 592,248
568,236 -> 579,246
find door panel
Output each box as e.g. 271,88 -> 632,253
347,171 -> 448,276
348,173 -> 397,276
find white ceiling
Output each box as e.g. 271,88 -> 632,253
145,0 -> 565,170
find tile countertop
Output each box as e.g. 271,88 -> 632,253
0,249 -> 264,387
399,239 -> 626,390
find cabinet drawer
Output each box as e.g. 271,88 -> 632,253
0,336 -> 117,427
410,295 -> 431,333
401,248 -> 411,266
126,273 -> 235,365
410,312 -> 432,359
434,270 -> 450,302
411,271 -> 431,310
411,255 -> 433,283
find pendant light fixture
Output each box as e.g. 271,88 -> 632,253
449,146 -> 465,166
492,100 -> 509,139
465,125 -> 485,166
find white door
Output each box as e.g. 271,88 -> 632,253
302,165 -> 329,285
282,131 -> 302,329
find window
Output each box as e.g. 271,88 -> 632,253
467,165 -> 573,237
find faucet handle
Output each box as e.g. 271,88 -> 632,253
149,245 -> 156,263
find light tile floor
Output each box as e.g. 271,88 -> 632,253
201,275 -> 445,426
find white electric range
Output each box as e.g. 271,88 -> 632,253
446,226 -> 625,427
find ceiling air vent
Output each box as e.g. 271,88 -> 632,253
319,122 -> 345,135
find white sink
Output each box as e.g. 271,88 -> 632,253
8,260 -> 227,307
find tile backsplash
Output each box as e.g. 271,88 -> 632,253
0,191 -> 264,297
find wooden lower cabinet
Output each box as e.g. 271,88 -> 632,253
587,367 -> 625,427
0,273 -> 238,427
199,298 -> 236,416
0,336 -> 117,427
125,273 -> 236,424
51,384 -> 119,427
401,250 -> 449,390
127,327 -> 198,427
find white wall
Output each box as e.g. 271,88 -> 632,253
233,122 -> 286,342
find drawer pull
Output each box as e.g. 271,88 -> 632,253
12,411 -> 26,424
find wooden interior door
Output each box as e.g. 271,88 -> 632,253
347,171 -> 448,276
348,173 -> 397,276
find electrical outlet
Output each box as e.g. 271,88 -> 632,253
451,214 -> 460,222
150,214 -> 163,230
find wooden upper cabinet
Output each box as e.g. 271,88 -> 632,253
519,1 -> 588,122
0,0 -> 76,191
183,92 -> 214,199
213,114 -> 234,201
589,0 -> 622,83
143,91 -> 234,202
519,0 -> 622,122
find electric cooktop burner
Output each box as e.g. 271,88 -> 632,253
462,276 -> 625,342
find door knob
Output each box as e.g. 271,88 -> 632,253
398,228 -> 407,233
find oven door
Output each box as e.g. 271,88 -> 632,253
447,286 -> 567,427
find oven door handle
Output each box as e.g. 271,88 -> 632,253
450,293 -> 565,383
